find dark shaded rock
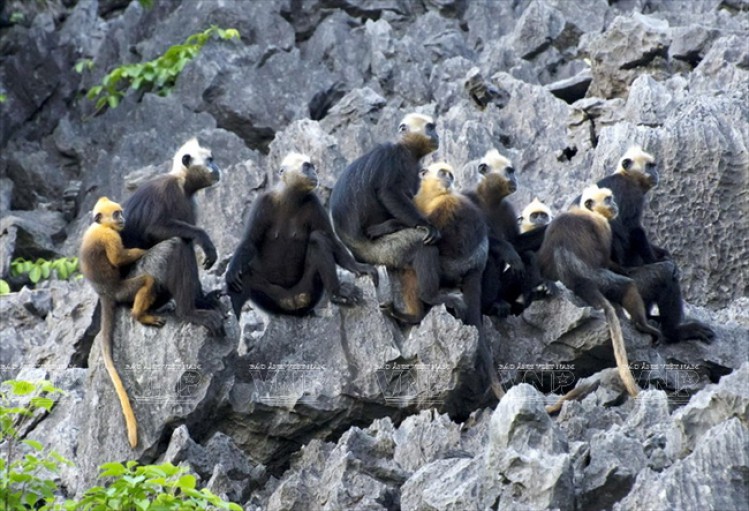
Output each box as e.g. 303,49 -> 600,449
162,425 -> 267,502
580,428 -> 648,510
308,81 -> 348,121
464,67 -> 511,111
547,68 -> 592,104
669,25 -> 719,66
0,210 -> 67,259
510,0 -> 570,60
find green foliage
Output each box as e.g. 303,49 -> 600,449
9,12 -> 24,24
0,279 -> 10,295
10,257 -> 79,284
74,59 -> 94,74
0,381 -> 238,510
86,25 -> 239,113
66,462 -> 242,510
137,0 -> 154,8
0,380 -> 69,511
0,93 -> 6,103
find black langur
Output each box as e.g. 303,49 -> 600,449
225,152 -> 378,317
329,112 -> 465,322
80,197 -> 165,448
414,162 -> 502,399
465,149 -> 543,316
539,185 -> 663,397
121,138 -> 223,335
594,146 -> 714,344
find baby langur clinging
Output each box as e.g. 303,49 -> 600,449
121,137 -> 224,335
80,197 -> 165,448
539,185 -> 663,400
519,197 -> 553,234
330,112 -> 466,326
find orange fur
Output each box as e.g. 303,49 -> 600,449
79,197 -> 165,448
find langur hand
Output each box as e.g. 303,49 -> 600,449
504,252 -> 525,276
201,239 -> 217,269
226,266 -> 243,293
419,224 -> 441,245
355,263 -> 379,287
366,221 -> 398,239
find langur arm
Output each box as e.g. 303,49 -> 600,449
490,237 -> 524,275
147,219 -> 217,268
226,198 -> 272,292
378,187 -> 440,244
310,201 -> 379,286
513,226 -> 547,253
105,235 -> 146,267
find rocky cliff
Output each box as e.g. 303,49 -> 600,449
0,0 -> 748,509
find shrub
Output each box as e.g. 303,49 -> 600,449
0,380 -> 69,510
66,462 -> 242,511
85,26 -> 239,112
10,257 -> 80,285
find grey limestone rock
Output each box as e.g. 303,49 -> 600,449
2,0 -> 749,508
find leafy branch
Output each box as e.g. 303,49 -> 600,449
85,25 -> 240,112
9,257 -> 79,286
66,462 -> 242,510
0,380 -> 69,511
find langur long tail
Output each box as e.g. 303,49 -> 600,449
601,298 -> 639,397
545,380 -> 600,415
476,327 -> 504,400
100,297 -> 138,448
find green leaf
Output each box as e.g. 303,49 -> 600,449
8,380 -> 36,396
10,471 -> 32,482
23,260 -> 33,273
41,261 -> 51,279
23,439 -> 44,451
95,96 -> 108,111
99,462 -> 127,477
0,279 -> 10,294
66,258 -> 79,275
107,94 -> 120,109
30,396 -> 55,411
177,474 -> 196,490
29,265 -> 41,283
87,86 -> 102,100
57,264 -> 69,280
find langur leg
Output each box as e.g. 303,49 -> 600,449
115,275 -> 165,327
627,261 -> 714,344
168,242 -> 223,334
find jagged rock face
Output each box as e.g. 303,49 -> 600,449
1,0 -> 748,509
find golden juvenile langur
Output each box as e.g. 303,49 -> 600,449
79,197 -> 165,448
